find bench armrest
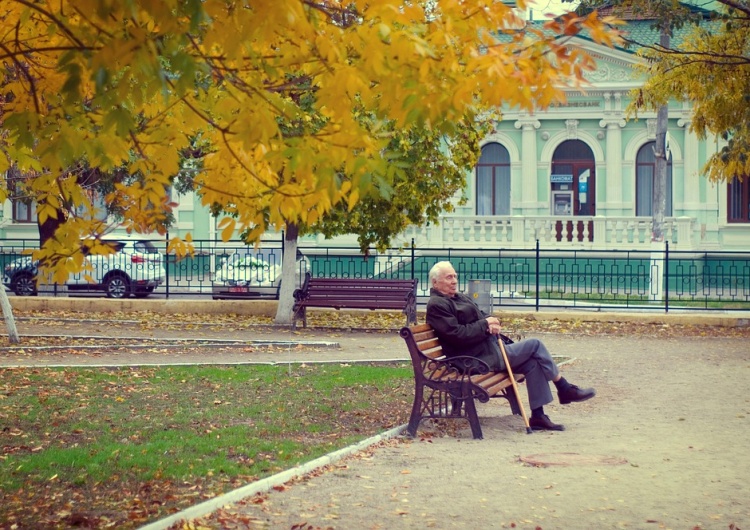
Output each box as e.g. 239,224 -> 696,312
422,354 -> 491,381
293,271 -> 312,302
442,355 -> 492,376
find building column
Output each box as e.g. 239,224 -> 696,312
514,116 -> 541,212
599,92 -> 626,215
677,115 -> 700,209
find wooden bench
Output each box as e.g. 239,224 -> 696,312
400,323 -> 526,439
292,274 -> 418,329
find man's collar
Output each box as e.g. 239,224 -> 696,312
430,287 -> 459,299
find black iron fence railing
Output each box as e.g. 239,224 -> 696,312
1,237 -> 749,312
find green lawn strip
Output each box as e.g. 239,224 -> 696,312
0,363 -> 413,529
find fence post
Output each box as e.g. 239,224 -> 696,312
665,241 -> 670,313
165,231 -> 170,299
649,240 -> 664,303
535,239 -> 540,312
411,238 -> 415,281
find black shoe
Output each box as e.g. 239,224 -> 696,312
558,384 -> 596,405
529,414 -> 565,431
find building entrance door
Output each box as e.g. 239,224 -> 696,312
551,140 -> 596,242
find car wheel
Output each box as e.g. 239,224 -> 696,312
104,274 -> 131,298
12,272 -> 37,296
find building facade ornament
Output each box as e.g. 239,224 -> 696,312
585,63 -> 633,83
566,119 -> 579,139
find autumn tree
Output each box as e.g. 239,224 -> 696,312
0,0 -> 620,283
271,115 -> 493,324
575,0 -> 703,240
578,0 -> 750,184
628,0 -> 750,185
315,116 -> 493,253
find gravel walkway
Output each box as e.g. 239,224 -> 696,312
3,313 -> 749,529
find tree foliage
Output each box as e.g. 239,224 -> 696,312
1,0 -> 620,270
616,0 -> 750,181
315,116 -> 493,252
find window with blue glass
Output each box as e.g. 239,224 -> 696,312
476,143 -> 510,215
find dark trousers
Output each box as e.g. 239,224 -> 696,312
498,338 -> 560,410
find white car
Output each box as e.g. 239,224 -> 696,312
212,250 -> 307,299
3,236 -> 166,299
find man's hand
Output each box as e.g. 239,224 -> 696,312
486,316 -> 502,335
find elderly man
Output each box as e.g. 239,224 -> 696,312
425,261 -> 595,431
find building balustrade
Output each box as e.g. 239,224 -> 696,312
406,215 -> 696,250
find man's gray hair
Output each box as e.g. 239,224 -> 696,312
429,261 -> 454,286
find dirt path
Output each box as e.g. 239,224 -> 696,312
202,334 -> 750,530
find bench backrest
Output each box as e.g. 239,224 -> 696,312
400,323 -> 453,384
400,323 -> 517,379
305,277 -> 416,292
297,277 -> 417,306
401,322 -> 444,361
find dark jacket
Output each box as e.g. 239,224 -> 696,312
425,288 -> 504,371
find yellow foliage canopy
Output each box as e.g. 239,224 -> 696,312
0,0 -> 621,245
630,7 -> 750,182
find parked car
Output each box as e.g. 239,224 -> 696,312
212,249 -> 308,299
3,236 -> 166,298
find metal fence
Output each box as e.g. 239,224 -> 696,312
2,236 -> 749,312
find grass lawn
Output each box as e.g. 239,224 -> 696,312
0,363 -> 413,529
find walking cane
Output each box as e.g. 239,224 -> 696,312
497,337 -> 533,434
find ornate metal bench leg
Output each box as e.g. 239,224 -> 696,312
506,390 -> 522,416
464,396 -> 483,439
406,385 -> 424,437
450,395 -> 461,416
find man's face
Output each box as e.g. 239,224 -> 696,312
434,266 -> 458,296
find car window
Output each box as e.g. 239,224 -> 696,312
238,257 -> 267,268
133,241 -> 159,253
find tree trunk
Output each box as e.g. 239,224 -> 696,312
274,223 -> 300,326
652,29 -> 670,243
37,207 -> 66,247
0,286 -> 21,344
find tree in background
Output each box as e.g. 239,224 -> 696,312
0,0 -> 620,284
575,0 -> 702,241
186,110 -> 491,324
314,116 -> 492,253
626,0 -> 750,185
270,115 -> 493,324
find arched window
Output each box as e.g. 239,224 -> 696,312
728,176 -> 749,223
476,143 -> 510,215
636,142 -> 672,216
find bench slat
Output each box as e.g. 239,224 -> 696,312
417,338 -> 442,352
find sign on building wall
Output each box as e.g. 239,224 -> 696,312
550,174 -> 573,183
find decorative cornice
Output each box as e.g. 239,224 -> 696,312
599,117 -> 626,128
514,117 -> 541,130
